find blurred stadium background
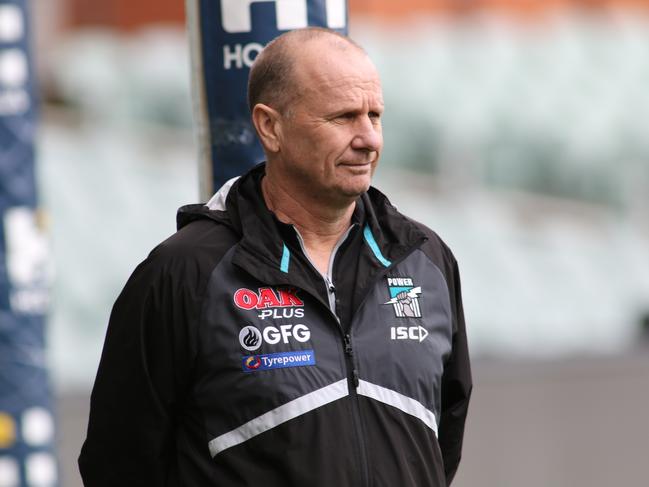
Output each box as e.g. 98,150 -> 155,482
12,0 -> 649,485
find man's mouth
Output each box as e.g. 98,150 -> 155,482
338,158 -> 374,167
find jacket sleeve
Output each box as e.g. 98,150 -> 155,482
438,257 -> 472,486
78,246 -> 201,486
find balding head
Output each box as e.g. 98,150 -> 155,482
247,28 -> 366,114
249,27 -> 383,209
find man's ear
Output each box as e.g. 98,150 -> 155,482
252,103 -> 282,153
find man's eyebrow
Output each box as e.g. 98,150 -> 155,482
324,98 -> 384,114
330,104 -> 384,116
322,107 -> 361,120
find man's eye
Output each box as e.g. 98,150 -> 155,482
369,111 -> 381,120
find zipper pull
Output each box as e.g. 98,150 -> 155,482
325,276 -> 335,294
343,333 -> 353,355
343,335 -> 359,389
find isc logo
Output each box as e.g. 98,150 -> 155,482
221,0 -> 346,34
390,326 -> 429,343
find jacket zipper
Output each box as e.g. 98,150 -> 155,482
295,226 -> 369,487
343,237 -> 427,487
341,331 -> 369,486
291,229 -> 426,487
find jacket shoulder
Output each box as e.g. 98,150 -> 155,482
121,218 -> 240,306
394,209 -> 458,275
151,218 -> 240,267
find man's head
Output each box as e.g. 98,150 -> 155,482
248,28 -> 364,115
249,28 -> 384,207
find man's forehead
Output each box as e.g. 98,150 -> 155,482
292,39 -> 382,91
292,36 -> 369,70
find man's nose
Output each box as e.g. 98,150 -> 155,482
351,116 -> 382,153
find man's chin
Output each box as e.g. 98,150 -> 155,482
338,177 -> 372,199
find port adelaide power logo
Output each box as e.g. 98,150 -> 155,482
385,277 -> 428,343
384,277 -> 422,318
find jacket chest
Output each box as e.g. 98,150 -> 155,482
195,249 -> 452,426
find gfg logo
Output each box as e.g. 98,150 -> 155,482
390,326 -> 428,343
239,324 -> 311,351
221,0 -> 346,34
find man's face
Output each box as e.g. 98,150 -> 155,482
274,40 -> 384,204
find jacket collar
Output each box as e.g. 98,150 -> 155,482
177,163 -> 427,287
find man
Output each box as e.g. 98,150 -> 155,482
79,28 -> 471,486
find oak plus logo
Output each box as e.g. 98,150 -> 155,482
234,287 -> 305,320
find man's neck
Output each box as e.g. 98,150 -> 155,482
261,175 -> 355,276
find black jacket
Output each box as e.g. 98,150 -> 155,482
79,164 -> 472,486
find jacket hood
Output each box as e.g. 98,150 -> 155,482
175,174 -> 243,233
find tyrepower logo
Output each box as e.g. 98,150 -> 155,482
242,350 -> 316,372
239,324 -> 311,351
234,287 -> 305,320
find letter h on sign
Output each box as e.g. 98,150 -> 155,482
221,0 -> 346,33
